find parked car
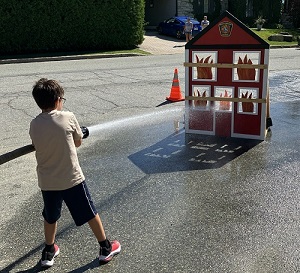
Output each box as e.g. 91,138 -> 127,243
157,16 -> 202,39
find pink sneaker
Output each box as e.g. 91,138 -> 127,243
99,240 -> 121,263
41,244 -> 60,267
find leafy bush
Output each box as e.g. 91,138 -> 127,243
0,0 -> 145,55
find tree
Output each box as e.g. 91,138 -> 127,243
253,0 -> 282,26
228,0 -> 247,22
289,0 -> 300,27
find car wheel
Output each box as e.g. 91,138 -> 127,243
176,30 -> 183,39
158,26 -> 163,34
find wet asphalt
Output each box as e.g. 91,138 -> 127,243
1,39 -> 300,272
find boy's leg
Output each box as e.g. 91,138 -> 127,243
64,182 -> 121,262
88,214 -> 121,263
88,213 -> 106,242
44,220 -> 57,245
41,221 -> 60,267
41,190 -> 62,267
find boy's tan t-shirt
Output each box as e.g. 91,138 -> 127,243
29,110 -> 85,191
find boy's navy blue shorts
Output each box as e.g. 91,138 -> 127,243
41,181 -> 97,226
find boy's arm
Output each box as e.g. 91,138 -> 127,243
74,138 -> 82,147
71,114 -> 84,147
74,126 -> 89,147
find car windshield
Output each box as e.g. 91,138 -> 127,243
166,18 -> 175,23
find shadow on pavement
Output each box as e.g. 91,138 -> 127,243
14,258 -> 101,273
2,246 -> 44,273
67,258 -> 105,273
156,100 -> 174,107
128,130 -> 262,174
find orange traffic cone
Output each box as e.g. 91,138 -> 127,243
166,68 -> 185,102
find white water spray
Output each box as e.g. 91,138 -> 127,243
88,107 -> 184,135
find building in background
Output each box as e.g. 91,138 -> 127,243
145,0 -> 228,28
145,0 -> 287,29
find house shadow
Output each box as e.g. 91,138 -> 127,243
128,130 -> 262,174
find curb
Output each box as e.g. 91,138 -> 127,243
0,52 -> 145,65
270,44 -> 299,48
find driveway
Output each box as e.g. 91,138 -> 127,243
139,31 -> 186,55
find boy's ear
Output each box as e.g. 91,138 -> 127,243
54,98 -> 60,107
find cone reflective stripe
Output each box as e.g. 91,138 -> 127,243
166,68 -> 185,102
173,69 -> 179,82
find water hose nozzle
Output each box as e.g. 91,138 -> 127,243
80,126 -> 89,139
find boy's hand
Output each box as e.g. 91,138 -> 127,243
80,126 -> 89,139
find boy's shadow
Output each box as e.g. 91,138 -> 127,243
67,259 -> 104,273
15,262 -> 41,273
17,258 -> 102,273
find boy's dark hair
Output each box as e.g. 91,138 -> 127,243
32,78 -> 64,110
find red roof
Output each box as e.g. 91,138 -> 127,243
186,11 -> 270,49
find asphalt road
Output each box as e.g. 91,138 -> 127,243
1,47 -> 300,273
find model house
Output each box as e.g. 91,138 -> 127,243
184,11 -> 270,140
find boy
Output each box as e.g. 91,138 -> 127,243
201,16 -> 209,29
184,17 -> 193,42
29,78 -> 121,268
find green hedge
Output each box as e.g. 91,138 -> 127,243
0,0 -> 145,55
